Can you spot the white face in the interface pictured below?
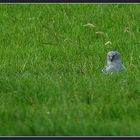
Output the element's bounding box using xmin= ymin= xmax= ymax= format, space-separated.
xmin=107 ymin=51 xmax=121 ymax=62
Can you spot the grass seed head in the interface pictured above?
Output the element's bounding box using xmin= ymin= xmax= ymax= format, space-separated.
xmin=105 ymin=41 xmax=112 ymax=46
xmin=83 ymin=23 xmax=96 ymax=28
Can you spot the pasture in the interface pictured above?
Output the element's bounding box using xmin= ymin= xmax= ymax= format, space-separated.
xmin=0 ymin=4 xmax=139 ymax=135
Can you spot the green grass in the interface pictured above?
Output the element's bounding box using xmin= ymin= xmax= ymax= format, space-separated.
xmin=0 ymin=4 xmax=139 ymax=136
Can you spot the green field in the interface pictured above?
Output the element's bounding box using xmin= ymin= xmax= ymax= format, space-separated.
xmin=0 ymin=4 xmax=140 ymax=136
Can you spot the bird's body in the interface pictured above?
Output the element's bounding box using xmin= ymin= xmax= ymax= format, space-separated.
xmin=102 ymin=51 xmax=126 ymax=74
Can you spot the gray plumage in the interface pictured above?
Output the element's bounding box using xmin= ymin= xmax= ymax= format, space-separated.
xmin=102 ymin=51 xmax=126 ymax=74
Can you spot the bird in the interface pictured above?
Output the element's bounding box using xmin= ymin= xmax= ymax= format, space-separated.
xmin=102 ymin=51 xmax=126 ymax=74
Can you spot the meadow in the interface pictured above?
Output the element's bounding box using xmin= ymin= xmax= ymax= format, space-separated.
xmin=0 ymin=4 xmax=139 ymax=136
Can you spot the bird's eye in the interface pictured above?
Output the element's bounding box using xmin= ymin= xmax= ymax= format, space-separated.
xmin=113 ymin=54 xmax=116 ymax=58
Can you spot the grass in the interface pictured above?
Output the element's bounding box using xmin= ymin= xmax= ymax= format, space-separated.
xmin=0 ymin=4 xmax=139 ymax=136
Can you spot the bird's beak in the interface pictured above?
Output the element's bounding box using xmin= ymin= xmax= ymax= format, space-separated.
xmin=109 ymin=56 xmax=113 ymax=62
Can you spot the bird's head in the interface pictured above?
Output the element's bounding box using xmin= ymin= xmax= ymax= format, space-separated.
xmin=107 ymin=51 xmax=121 ymax=63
